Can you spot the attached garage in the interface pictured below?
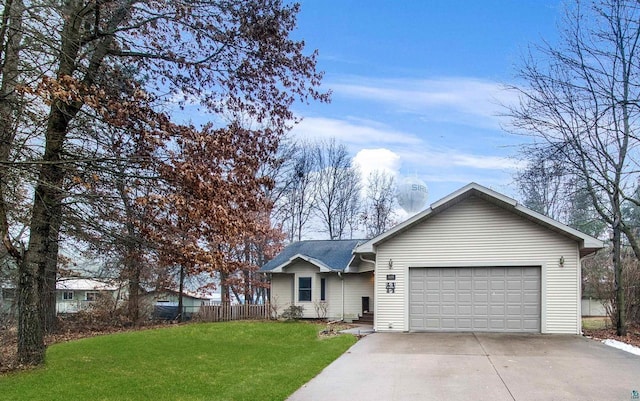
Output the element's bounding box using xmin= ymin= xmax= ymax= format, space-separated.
xmin=409 ymin=267 xmax=540 ymax=332
xmin=353 ymin=183 xmax=603 ymax=335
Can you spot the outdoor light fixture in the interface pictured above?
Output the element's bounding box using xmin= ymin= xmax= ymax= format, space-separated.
xmin=559 ymin=256 xmax=565 ymax=267
xmin=388 ymin=259 xmax=393 ymax=269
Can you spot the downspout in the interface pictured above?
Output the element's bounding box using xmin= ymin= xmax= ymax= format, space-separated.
xmin=338 ymin=271 xmax=344 ymax=321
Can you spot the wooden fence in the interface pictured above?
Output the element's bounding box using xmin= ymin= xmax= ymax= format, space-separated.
xmin=195 ymin=303 xmax=271 ymax=322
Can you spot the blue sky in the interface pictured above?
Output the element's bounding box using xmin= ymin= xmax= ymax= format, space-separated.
xmin=289 ymin=0 xmax=564 ymax=204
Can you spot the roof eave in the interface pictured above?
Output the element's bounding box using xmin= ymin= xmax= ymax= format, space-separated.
xmin=268 ymin=254 xmax=336 ymax=273
xmin=511 ymin=204 xmax=604 ymax=251
xmin=353 ymin=182 xmax=605 ymax=255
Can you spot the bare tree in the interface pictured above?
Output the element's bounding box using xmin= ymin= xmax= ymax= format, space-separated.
xmin=362 ymin=170 xmax=397 ymax=238
xmin=313 ymin=139 xmax=361 ymax=240
xmin=515 ymin=151 xmax=569 ymax=220
xmin=278 ymin=140 xmax=318 ymax=242
xmin=506 ymin=0 xmax=640 ymax=335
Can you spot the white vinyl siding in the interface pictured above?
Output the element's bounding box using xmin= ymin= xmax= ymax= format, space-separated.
xmin=270 ymin=274 xmax=293 ymax=316
xmin=338 ymin=273 xmax=374 ymax=321
xmin=375 ymin=196 xmax=580 ymax=334
xmin=269 ymin=261 xmax=374 ymax=321
xmin=281 ymin=262 xmax=319 ymax=318
xmin=310 ymin=272 xmax=373 ymax=320
xmin=319 ymin=273 xmax=373 ymax=321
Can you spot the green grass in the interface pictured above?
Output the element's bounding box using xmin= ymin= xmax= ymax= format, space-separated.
xmin=582 ymin=317 xmax=610 ymax=330
xmin=0 ymin=321 xmax=357 ymax=401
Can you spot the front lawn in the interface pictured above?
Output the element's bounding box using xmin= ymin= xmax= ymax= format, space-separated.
xmin=0 ymin=321 xmax=357 ymax=401
xmin=582 ymin=317 xmax=609 ymax=330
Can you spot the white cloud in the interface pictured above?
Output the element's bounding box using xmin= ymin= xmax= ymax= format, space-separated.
xmin=352 ymin=148 xmax=401 ymax=179
xmin=330 ymin=76 xmax=518 ymax=129
xmin=292 ymin=116 xmax=519 ymax=173
xmin=292 ymin=116 xmax=422 ymax=147
xmin=289 ymin=76 xmax=524 ymax=204
xmin=396 ymin=145 xmax=520 ymax=170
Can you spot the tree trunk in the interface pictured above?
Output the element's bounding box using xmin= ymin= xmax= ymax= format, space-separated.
xmin=0 ymin=0 xmax=24 ymax=259
xmin=15 ymin=0 xmax=87 ymax=363
xmin=17 ymin=254 xmax=44 ymax=365
xmin=220 ymin=272 xmax=229 ymax=303
xmin=177 ymin=264 xmax=184 ymax=322
xmin=123 ymin=211 xmax=141 ymax=323
xmin=17 ymin=106 xmax=70 ymax=362
xmin=613 ymin=217 xmax=626 ymax=335
xmin=126 ymin=257 xmax=140 ymax=323
xmin=40 ymin=205 xmax=61 ymax=333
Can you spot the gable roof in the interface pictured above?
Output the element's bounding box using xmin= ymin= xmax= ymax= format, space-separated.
xmin=355 ymin=182 xmax=604 ymax=258
xmin=260 ymin=239 xmax=365 ymax=273
xmin=56 ymin=278 xmax=120 ymax=291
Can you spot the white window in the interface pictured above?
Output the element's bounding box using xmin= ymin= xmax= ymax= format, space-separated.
xmin=63 ymin=291 xmax=73 ymax=300
xmin=86 ymin=292 xmax=99 ymax=301
xmin=298 ymin=277 xmax=312 ymax=302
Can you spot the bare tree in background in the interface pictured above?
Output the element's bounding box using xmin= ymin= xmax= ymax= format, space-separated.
xmin=279 ymin=141 xmax=317 ymax=242
xmin=313 ymin=139 xmax=361 ymax=240
xmin=362 ymin=170 xmax=396 ymax=238
xmin=507 ymin=0 xmax=640 ymax=335
xmin=515 ymin=151 xmax=569 ymax=221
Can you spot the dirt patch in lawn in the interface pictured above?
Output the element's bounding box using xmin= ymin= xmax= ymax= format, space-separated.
xmin=318 ymin=321 xmax=356 ymax=338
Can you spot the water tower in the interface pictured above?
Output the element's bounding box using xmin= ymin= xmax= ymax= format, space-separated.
xmin=396 ymin=176 xmax=428 ymax=214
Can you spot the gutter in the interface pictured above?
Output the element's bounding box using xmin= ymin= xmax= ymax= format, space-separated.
xmin=359 ymin=255 xmax=375 ymax=265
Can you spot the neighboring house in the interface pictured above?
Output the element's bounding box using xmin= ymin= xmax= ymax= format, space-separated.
xmin=142 ymin=289 xmax=220 ymax=310
xmin=56 ymin=278 xmax=123 ymax=314
xmin=142 ymin=289 xmax=221 ymax=320
xmin=263 ymin=183 xmax=604 ymax=334
xmin=261 ymin=239 xmax=373 ymax=321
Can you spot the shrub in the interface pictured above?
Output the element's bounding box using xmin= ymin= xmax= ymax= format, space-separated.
xmin=313 ymin=301 xmax=328 ymax=319
xmin=69 ymin=293 xmax=131 ymax=329
xmin=583 ymin=247 xmax=640 ymax=326
xmin=281 ymin=305 xmax=304 ymax=321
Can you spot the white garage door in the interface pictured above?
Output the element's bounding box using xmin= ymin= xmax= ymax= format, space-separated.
xmin=409 ymin=267 xmax=540 ymax=332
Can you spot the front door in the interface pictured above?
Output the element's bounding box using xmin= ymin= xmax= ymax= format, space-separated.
xmin=362 ymin=296 xmax=370 ymax=314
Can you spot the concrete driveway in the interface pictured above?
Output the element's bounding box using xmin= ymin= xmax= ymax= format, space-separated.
xmin=287 ymin=332 xmax=640 ymax=401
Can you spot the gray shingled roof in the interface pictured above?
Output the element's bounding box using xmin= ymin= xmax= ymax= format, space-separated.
xmin=260 ymin=239 xmax=365 ymax=272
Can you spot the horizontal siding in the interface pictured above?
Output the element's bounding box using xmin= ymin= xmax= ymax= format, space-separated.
xmin=344 ymin=273 xmax=374 ymax=320
xmin=271 ymin=262 xmax=374 ymax=321
xmin=285 ymin=261 xmax=322 ymax=318
xmin=270 ymin=274 xmax=293 ymax=316
xmin=376 ymin=196 xmax=580 ymax=334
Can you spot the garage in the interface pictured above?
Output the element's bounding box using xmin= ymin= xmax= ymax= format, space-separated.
xmin=354 ymin=183 xmax=604 ymax=334
xmin=409 ymin=266 xmax=541 ymax=332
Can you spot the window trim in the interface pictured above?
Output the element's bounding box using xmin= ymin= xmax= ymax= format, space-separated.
xmin=86 ymin=292 xmax=99 ymax=301
xmin=63 ymin=291 xmax=74 ymax=300
xmin=298 ymin=277 xmax=312 ymax=302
